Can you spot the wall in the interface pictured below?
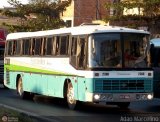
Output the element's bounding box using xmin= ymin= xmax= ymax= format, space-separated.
xmin=61 ymin=0 xmax=112 ymax=26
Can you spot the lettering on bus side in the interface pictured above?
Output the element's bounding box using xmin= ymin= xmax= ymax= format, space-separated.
xmin=138 ymin=72 xmax=145 ymax=76
xmin=102 ymin=73 xmax=109 ymax=76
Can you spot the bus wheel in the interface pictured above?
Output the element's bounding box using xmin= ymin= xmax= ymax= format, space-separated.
xmin=17 ymin=77 xmax=27 ymax=99
xmin=3 ymin=83 xmax=8 ymax=89
xmin=117 ymin=102 xmax=130 ymax=109
xmin=67 ymin=82 xmax=77 ymax=110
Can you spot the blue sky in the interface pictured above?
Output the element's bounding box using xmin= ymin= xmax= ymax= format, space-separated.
xmin=0 ymin=0 xmax=28 ymax=8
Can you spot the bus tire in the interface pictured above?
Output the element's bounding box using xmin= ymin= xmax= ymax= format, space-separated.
xmin=3 ymin=83 xmax=8 ymax=89
xmin=67 ymin=82 xmax=77 ymax=110
xmin=117 ymin=102 xmax=130 ymax=109
xmin=17 ymin=77 xmax=28 ymax=99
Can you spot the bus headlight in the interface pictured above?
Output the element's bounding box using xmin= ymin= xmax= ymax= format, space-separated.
xmin=94 ymin=94 xmax=100 ymax=100
xmin=136 ymin=94 xmax=153 ymax=100
xmin=147 ymin=94 xmax=153 ymax=100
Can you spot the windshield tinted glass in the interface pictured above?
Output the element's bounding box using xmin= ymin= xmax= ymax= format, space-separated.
xmin=90 ymin=33 xmax=121 ymax=68
xmin=89 ymin=33 xmax=150 ymax=68
xmin=123 ymin=33 xmax=149 ymax=68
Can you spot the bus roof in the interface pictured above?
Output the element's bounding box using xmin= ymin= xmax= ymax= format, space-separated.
xmin=71 ymin=25 xmax=150 ymax=35
xmin=6 ymin=25 xmax=150 ymax=40
xmin=150 ymin=38 xmax=160 ymax=47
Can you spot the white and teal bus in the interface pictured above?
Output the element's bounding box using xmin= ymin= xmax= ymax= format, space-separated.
xmin=4 ymin=24 xmax=153 ymax=109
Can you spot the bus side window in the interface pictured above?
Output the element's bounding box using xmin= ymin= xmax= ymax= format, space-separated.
xmin=71 ymin=37 xmax=77 ymax=56
xmin=55 ymin=36 xmax=60 ymax=55
xmin=40 ymin=38 xmax=45 ymax=55
xmin=42 ymin=38 xmax=46 ymax=55
xmin=22 ymin=39 xmax=30 ymax=55
xmin=28 ymin=39 xmax=32 ymax=55
xmin=59 ymin=36 xmax=69 ymax=55
xmin=52 ymin=37 xmax=57 ymax=55
xmin=77 ymin=37 xmax=86 ymax=68
xmin=46 ymin=37 xmax=53 ymax=55
xmin=36 ymin=38 xmax=41 ymax=55
xmin=12 ymin=41 xmax=17 ymax=55
xmin=16 ymin=40 xmax=22 ymax=55
xmin=7 ymin=41 xmax=12 ymax=56
xmin=70 ymin=37 xmax=78 ymax=68
xmin=34 ymin=38 xmax=42 ymax=55
xmin=31 ymin=39 xmax=36 ymax=55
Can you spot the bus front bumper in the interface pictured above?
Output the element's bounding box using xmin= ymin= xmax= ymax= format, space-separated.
xmin=85 ymin=92 xmax=153 ymax=102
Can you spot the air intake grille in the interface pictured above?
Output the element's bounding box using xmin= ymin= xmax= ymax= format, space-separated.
xmin=94 ymin=79 xmax=152 ymax=93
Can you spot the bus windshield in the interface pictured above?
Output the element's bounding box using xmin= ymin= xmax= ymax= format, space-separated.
xmin=89 ymin=33 xmax=150 ymax=68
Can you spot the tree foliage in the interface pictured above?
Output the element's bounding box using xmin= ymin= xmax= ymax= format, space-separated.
xmin=1 ymin=0 xmax=71 ymax=32
xmin=105 ymin=0 xmax=160 ymax=30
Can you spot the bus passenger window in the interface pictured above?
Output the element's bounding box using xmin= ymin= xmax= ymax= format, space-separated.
xmin=34 ymin=38 xmax=42 ymax=55
xmin=46 ymin=37 xmax=53 ymax=55
xmin=31 ymin=39 xmax=36 ymax=55
xmin=28 ymin=39 xmax=33 ymax=55
xmin=78 ymin=37 xmax=86 ymax=68
xmin=70 ymin=37 xmax=78 ymax=68
xmin=60 ymin=36 xmax=69 ymax=55
xmin=16 ymin=40 xmax=22 ymax=55
xmin=55 ymin=37 xmax=60 ymax=55
xmin=21 ymin=39 xmax=30 ymax=55
xmin=43 ymin=38 xmax=46 ymax=55
xmin=41 ymin=38 xmax=45 ymax=55
xmin=7 ymin=41 xmax=12 ymax=56
xmin=12 ymin=41 xmax=17 ymax=55
xmin=71 ymin=37 xmax=77 ymax=56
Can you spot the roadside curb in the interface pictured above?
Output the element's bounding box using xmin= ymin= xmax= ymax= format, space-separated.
xmin=0 ymin=104 xmax=60 ymax=122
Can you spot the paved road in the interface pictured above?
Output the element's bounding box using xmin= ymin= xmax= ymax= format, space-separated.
xmin=0 ymin=87 xmax=160 ymax=122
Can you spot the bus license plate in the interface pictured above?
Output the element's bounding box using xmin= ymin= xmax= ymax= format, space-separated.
xmin=120 ymin=95 xmax=130 ymax=99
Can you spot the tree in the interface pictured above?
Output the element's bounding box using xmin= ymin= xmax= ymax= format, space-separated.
xmin=105 ymin=0 xmax=160 ymax=33
xmin=1 ymin=0 xmax=71 ymax=32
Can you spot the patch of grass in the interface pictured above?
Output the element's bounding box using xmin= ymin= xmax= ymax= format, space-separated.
xmin=0 ymin=106 xmax=38 ymax=122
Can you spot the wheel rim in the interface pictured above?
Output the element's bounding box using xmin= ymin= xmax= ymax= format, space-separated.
xmin=67 ymin=83 xmax=75 ymax=104
xmin=18 ymin=78 xmax=23 ymax=96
